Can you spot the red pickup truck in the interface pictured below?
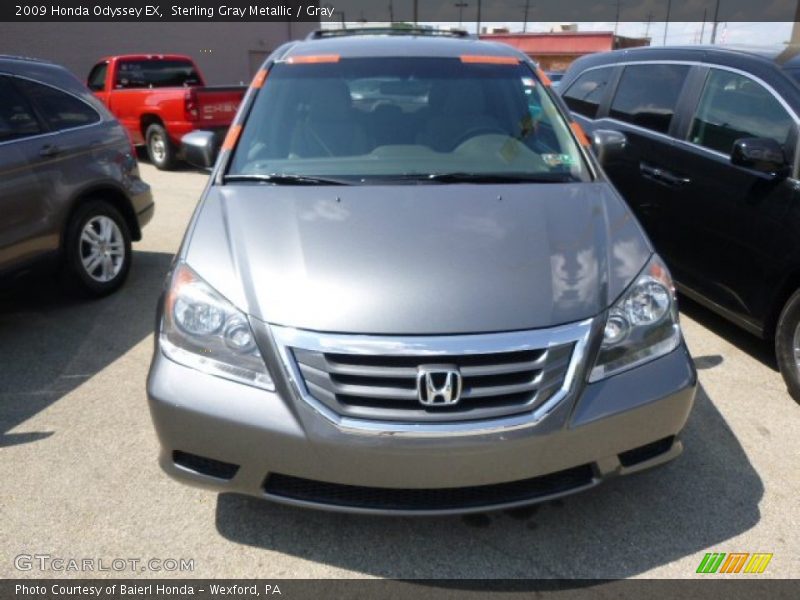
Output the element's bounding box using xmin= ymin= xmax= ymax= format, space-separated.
xmin=87 ymin=54 xmax=246 ymax=169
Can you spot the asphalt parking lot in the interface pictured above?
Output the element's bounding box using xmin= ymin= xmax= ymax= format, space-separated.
xmin=1 ymin=162 xmax=798 ymax=580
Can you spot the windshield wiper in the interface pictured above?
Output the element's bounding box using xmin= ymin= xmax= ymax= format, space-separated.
xmin=223 ymin=173 xmax=351 ymax=186
xmin=395 ymin=172 xmax=578 ymax=184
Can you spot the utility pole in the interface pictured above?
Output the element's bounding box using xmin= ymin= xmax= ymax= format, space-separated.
xmin=455 ymin=1 xmax=468 ymax=27
xmin=388 ymin=0 xmax=393 ymax=23
xmin=792 ymin=0 xmax=800 ymax=43
xmin=413 ymin=0 xmax=418 ymax=25
xmin=699 ymin=7 xmax=707 ymax=44
xmin=644 ymin=12 xmax=653 ymax=38
xmin=522 ymin=0 xmax=530 ymax=34
xmin=710 ymin=0 xmax=721 ymax=44
xmin=614 ymin=0 xmax=621 ymax=36
xmin=663 ymin=0 xmax=671 ymax=45
xmin=476 ymin=0 xmax=482 ymax=35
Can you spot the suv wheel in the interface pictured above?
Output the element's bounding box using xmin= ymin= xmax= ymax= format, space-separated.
xmin=776 ymin=288 xmax=800 ymax=404
xmin=146 ymin=123 xmax=176 ymax=170
xmin=64 ymin=200 xmax=132 ymax=296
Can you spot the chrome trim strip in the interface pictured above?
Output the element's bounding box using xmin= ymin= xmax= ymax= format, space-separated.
xmin=270 ymin=319 xmax=594 ymax=437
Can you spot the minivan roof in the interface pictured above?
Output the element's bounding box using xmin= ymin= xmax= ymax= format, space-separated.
xmin=279 ymin=34 xmax=529 ymax=61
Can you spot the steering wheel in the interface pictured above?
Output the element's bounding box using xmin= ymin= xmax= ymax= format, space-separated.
xmin=451 ymin=125 xmax=508 ymax=149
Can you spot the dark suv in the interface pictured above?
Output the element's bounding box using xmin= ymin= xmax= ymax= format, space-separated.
xmin=0 ymin=56 xmax=153 ymax=295
xmin=560 ymin=45 xmax=800 ymax=403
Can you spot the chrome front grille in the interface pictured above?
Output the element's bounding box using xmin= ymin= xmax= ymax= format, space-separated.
xmin=271 ymin=322 xmax=592 ymax=426
xmin=292 ymin=345 xmax=573 ymax=422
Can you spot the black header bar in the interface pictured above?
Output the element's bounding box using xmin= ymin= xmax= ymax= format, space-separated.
xmin=2 ymin=0 xmax=799 ymax=23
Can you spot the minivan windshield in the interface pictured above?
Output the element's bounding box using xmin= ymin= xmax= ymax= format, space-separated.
xmin=228 ymin=57 xmax=589 ymax=183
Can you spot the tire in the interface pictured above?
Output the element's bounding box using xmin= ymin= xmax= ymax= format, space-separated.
xmin=63 ymin=200 xmax=132 ymax=297
xmin=775 ymin=288 xmax=800 ymax=405
xmin=145 ymin=123 xmax=177 ymax=170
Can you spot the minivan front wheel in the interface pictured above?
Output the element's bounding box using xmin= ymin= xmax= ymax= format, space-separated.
xmin=146 ymin=123 xmax=176 ymax=170
xmin=64 ymin=200 xmax=132 ymax=296
xmin=776 ymin=288 xmax=800 ymax=405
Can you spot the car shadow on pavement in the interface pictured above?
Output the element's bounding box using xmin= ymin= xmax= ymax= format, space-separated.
xmin=0 ymin=251 xmax=173 ymax=448
xmin=214 ymin=382 xmax=763 ymax=579
xmin=679 ymin=294 xmax=778 ymax=372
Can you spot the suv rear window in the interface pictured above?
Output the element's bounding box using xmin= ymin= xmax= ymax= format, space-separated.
xmin=562 ymin=67 xmax=613 ymax=119
xmin=609 ymin=64 xmax=689 ymax=134
xmin=0 ymin=76 xmax=42 ymax=141
xmin=115 ymin=59 xmax=202 ymax=89
xmin=228 ymin=57 xmax=589 ymax=183
xmin=15 ymin=78 xmax=100 ymax=131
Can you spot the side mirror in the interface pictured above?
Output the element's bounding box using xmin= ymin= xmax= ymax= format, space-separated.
xmin=181 ymin=130 xmax=220 ymax=170
xmin=731 ymin=137 xmax=789 ymax=177
xmin=590 ymin=129 xmax=627 ymax=167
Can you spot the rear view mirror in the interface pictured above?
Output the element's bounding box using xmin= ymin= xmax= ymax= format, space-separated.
xmin=181 ymin=130 xmax=220 ymax=170
xmin=731 ymin=137 xmax=789 ymax=177
xmin=590 ymin=129 xmax=627 ymax=167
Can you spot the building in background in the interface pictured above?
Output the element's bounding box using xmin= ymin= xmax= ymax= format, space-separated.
xmin=0 ymin=22 xmax=318 ymax=84
xmin=480 ymin=30 xmax=650 ymax=71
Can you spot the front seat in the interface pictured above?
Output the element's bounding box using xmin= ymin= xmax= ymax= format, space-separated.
xmin=290 ymin=80 xmax=370 ymax=158
xmin=416 ymin=80 xmax=501 ymax=152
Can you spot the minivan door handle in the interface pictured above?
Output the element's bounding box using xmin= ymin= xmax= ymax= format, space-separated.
xmin=640 ymin=162 xmax=691 ymax=187
xmin=39 ymin=144 xmax=61 ymax=158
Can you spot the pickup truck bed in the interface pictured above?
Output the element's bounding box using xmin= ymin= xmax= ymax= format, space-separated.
xmin=88 ymin=54 xmax=246 ymax=169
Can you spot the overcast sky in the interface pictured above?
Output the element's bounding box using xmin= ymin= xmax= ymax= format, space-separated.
xmin=328 ymin=21 xmax=798 ymax=46
xmin=474 ymin=21 xmax=796 ymax=45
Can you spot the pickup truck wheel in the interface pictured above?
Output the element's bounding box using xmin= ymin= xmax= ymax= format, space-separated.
xmin=776 ymin=288 xmax=800 ymax=405
xmin=63 ymin=200 xmax=132 ymax=297
xmin=146 ymin=123 xmax=176 ymax=170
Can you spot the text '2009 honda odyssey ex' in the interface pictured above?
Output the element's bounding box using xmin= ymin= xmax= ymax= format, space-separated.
xmin=147 ymin=30 xmax=697 ymax=515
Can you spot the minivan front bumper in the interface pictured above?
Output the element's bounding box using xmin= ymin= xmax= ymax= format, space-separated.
xmin=146 ymin=327 xmax=697 ymax=515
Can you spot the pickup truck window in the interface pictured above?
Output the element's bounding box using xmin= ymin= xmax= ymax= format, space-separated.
xmin=16 ymin=78 xmax=100 ymax=131
xmin=87 ymin=62 xmax=108 ymax=92
xmin=689 ymin=69 xmax=794 ymax=157
xmin=115 ymin=59 xmax=202 ymax=89
xmin=0 ymin=76 xmax=42 ymax=141
xmin=228 ymin=57 xmax=589 ymax=183
xmin=609 ymin=64 xmax=689 ymax=134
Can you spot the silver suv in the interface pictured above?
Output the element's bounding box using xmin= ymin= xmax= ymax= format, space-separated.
xmin=0 ymin=56 xmax=153 ymax=295
xmin=147 ymin=30 xmax=697 ymax=514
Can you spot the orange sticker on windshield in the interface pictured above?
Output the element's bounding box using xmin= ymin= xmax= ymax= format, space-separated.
xmin=251 ymin=69 xmax=268 ymax=89
xmin=286 ymin=54 xmax=340 ymax=64
xmin=460 ymin=55 xmax=519 ymax=65
xmin=537 ymin=68 xmax=552 ymax=86
xmin=221 ymin=124 xmax=242 ymax=151
xmin=570 ymin=122 xmax=590 ymax=147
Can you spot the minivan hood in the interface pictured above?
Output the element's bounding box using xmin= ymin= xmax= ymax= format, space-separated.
xmin=184 ymin=183 xmax=651 ymax=334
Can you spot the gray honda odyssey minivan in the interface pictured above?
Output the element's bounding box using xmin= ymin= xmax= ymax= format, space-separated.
xmin=147 ymin=30 xmax=697 ymax=514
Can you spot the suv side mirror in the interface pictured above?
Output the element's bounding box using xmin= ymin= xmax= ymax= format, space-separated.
xmin=181 ymin=130 xmax=220 ymax=170
xmin=590 ymin=129 xmax=627 ymax=167
xmin=731 ymin=137 xmax=789 ymax=177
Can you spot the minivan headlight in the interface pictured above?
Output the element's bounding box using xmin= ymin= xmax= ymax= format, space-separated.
xmin=160 ymin=263 xmax=275 ymax=391
xmin=588 ymin=255 xmax=681 ymax=382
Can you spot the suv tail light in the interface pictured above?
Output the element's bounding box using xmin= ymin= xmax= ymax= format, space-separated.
xmin=184 ymin=89 xmax=198 ymax=121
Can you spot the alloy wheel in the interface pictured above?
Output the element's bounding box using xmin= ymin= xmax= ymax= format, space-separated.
xmin=79 ymin=216 xmax=125 ymax=283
